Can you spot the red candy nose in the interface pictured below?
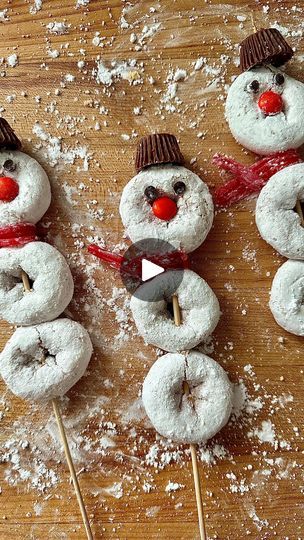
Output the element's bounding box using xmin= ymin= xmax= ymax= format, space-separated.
xmin=0 ymin=176 xmax=19 ymax=202
xmin=258 ymin=90 xmax=283 ymax=116
xmin=152 ymin=196 xmax=178 ymax=221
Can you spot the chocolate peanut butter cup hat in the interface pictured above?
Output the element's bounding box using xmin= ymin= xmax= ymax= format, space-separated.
xmin=0 ymin=118 xmax=22 ymax=150
xmin=240 ymin=28 xmax=294 ymax=72
xmin=135 ymin=133 xmax=184 ymax=173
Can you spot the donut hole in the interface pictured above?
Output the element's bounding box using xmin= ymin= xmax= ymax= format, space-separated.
xmin=18 ymin=341 xmax=50 ymax=369
xmin=182 ymin=380 xmax=196 ymax=408
xmin=0 ymin=269 xmax=34 ymax=293
xmin=166 ymin=300 xmax=174 ymax=319
xmin=24 ymin=275 xmax=34 ymax=289
xmin=18 ymin=268 xmax=34 ymax=290
xmin=293 ymin=199 xmax=304 ymax=225
xmin=0 ymin=273 xmax=23 ymax=292
xmin=34 ymin=333 xmax=55 ymax=365
xmin=32 ymin=345 xmax=56 ymax=367
xmin=24 ymin=351 xmax=45 ymax=367
xmin=183 ymin=390 xmax=196 ymax=408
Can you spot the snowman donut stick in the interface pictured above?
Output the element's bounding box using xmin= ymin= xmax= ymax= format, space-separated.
xmin=0 ymin=120 xmax=94 ymax=540
xmin=213 ymin=28 xmax=304 ymax=208
xmin=89 ymin=134 xmax=233 ymax=540
xmin=213 ymin=29 xmax=304 ymax=336
xmin=0 ymin=119 xmax=74 ymax=325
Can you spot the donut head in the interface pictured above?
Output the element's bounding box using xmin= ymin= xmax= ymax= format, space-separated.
xmin=0 ymin=151 xmax=51 ymax=225
xmin=120 ymin=164 xmax=214 ymax=253
xmin=135 ymin=133 xmax=184 ymax=172
xmin=225 ymin=66 xmax=304 ymax=155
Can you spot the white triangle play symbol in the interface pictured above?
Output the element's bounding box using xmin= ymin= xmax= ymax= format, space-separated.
xmin=141 ymin=258 xmax=164 ymax=282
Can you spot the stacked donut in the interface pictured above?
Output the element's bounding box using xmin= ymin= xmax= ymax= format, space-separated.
xmin=120 ymin=134 xmax=233 ymax=444
xmin=214 ymin=28 xmax=304 ymax=337
xmin=0 ymin=119 xmax=92 ymax=402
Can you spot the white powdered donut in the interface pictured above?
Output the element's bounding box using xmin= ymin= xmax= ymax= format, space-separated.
xmin=130 ymin=269 xmax=220 ymax=352
xmin=120 ymin=165 xmax=214 ymax=254
xmin=0 ymin=319 xmax=93 ymax=401
xmin=270 ymin=260 xmax=304 ymax=336
xmin=226 ymin=66 xmax=304 ymax=155
xmin=0 ymin=241 xmax=74 ymax=325
xmin=142 ymin=351 xmax=233 ymax=444
xmin=0 ymin=151 xmax=51 ymax=225
xmin=255 ymin=163 xmax=304 ymax=259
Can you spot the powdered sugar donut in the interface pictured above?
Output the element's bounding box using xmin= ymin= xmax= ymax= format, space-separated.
xmin=226 ymin=66 xmax=304 ymax=156
xmin=120 ymin=165 xmax=214 ymax=254
xmin=255 ymin=163 xmax=304 ymax=259
xmin=142 ymin=351 xmax=233 ymax=444
xmin=0 ymin=319 xmax=93 ymax=401
xmin=0 ymin=241 xmax=74 ymax=325
xmin=0 ymin=151 xmax=51 ymax=225
xmin=269 ymin=259 xmax=304 ymax=335
xmin=130 ymin=269 xmax=220 ymax=352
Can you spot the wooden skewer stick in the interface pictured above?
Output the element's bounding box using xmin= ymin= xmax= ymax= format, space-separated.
xmin=172 ymin=294 xmax=207 ymax=540
xmin=52 ymin=399 xmax=93 ymax=540
xmin=296 ymin=200 xmax=304 ymax=227
xmin=21 ymin=270 xmax=32 ymax=293
xmin=21 ymin=270 xmax=93 ymax=540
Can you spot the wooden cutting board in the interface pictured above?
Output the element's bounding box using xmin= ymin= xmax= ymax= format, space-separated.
xmin=0 ymin=1 xmax=303 ymax=538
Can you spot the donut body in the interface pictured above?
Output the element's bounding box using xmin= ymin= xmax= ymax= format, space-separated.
xmin=0 ymin=318 xmax=93 ymax=401
xmin=130 ymin=269 xmax=220 ymax=352
xmin=0 ymin=151 xmax=51 ymax=225
xmin=119 ymin=165 xmax=214 ymax=254
xmin=270 ymin=259 xmax=304 ymax=336
xmin=0 ymin=241 xmax=74 ymax=325
xmin=142 ymin=351 xmax=233 ymax=444
xmin=256 ymin=163 xmax=304 ymax=259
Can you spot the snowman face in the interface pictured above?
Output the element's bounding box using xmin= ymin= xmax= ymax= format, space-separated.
xmin=0 ymin=151 xmax=51 ymax=225
xmin=226 ymin=66 xmax=304 ymax=155
xmin=119 ymin=164 xmax=214 ymax=253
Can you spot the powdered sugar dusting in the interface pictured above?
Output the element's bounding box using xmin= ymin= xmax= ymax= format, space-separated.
xmin=0 ymin=1 xmax=303 ymax=538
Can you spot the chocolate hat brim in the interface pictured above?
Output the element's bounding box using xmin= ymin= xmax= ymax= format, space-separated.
xmin=136 ymin=133 xmax=184 ymax=173
xmin=0 ymin=118 xmax=22 ymax=150
xmin=240 ymin=28 xmax=294 ymax=72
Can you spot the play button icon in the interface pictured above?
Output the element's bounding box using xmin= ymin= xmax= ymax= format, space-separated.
xmin=120 ymin=238 xmax=187 ymax=302
xmin=141 ymin=258 xmax=164 ymax=282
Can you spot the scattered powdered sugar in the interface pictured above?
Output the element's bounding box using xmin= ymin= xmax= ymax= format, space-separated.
xmin=1 ymin=433 xmax=59 ymax=492
xmin=165 ymin=481 xmax=185 ymax=492
xmin=7 ymin=53 xmax=18 ymax=68
xmin=46 ymin=21 xmax=70 ymax=35
xmin=76 ymin=0 xmax=90 ymax=7
xmin=93 ymin=59 xmax=143 ymax=88
xmin=32 ymin=123 xmax=91 ymax=169
xmin=29 ymin=0 xmax=43 ymax=14
xmin=0 ymin=9 xmax=9 ymax=22
xmin=0 ymin=3 xmax=303 ymax=537
xmin=248 ymin=506 xmax=270 ymax=531
xmin=103 ymin=482 xmax=123 ymax=499
xmin=250 ymin=420 xmax=277 ymax=447
xmin=146 ymin=505 xmax=160 ymax=517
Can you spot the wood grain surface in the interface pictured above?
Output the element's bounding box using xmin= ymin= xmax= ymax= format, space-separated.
xmin=0 ymin=1 xmax=304 ymax=539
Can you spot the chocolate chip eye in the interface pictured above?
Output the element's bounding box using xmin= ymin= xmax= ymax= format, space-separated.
xmin=173 ymin=181 xmax=186 ymax=195
xmin=248 ymin=79 xmax=260 ymax=93
xmin=275 ymin=73 xmax=285 ymax=86
xmin=3 ymin=159 xmax=16 ymax=172
xmin=144 ymin=185 xmax=158 ymax=202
